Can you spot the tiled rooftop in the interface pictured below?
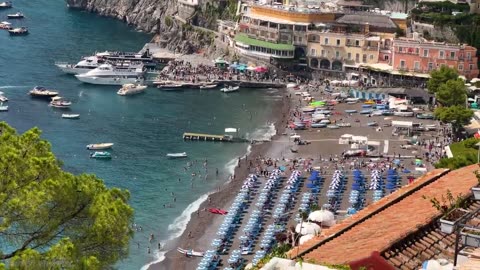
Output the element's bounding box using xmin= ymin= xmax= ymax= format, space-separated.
xmin=383 ymin=201 xmax=480 ymax=270
xmin=288 ymin=164 xmax=480 ymax=266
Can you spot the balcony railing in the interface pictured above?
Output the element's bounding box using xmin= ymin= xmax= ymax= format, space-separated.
xmin=346 ymin=43 xmax=361 ymax=47
xmin=363 ymin=46 xmax=379 ymax=51
xmin=396 ymin=50 xmax=419 ymax=55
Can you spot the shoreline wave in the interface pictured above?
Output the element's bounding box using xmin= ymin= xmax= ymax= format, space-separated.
xmin=142 ymin=193 xmax=210 ymax=270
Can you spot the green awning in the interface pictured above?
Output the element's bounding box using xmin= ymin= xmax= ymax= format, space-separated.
xmin=235 ymin=33 xmax=294 ymax=51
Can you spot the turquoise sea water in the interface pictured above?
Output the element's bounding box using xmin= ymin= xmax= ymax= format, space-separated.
xmin=0 ymin=1 xmax=281 ymax=269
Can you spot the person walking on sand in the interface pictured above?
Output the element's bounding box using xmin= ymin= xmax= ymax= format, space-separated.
xmin=188 ymin=231 xmax=192 ymax=238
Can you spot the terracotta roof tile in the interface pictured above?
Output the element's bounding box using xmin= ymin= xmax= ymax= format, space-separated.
xmin=288 ymin=169 xmax=449 ymax=257
xmin=288 ymin=165 xmax=480 ymax=266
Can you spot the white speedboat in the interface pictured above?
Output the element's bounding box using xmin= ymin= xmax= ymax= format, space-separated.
xmin=117 ymin=83 xmax=147 ymax=96
xmin=50 ymin=97 xmax=71 ymax=109
xmin=199 ymin=84 xmax=218 ymax=89
xmin=166 ymin=152 xmax=187 ymax=158
xmin=0 ymin=92 xmax=8 ymax=102
xmin=0 ymin=21 xmax=11 ymax=29
xmin=220 ymin=86 xmax=239 ymax=93
xmin=75 ymin=63 xmax=145 ymax=85
xmin=29 ymin=86 xmax=59 ymax=99
xmin=8 ymin=27 xmax=28 ymax=36
xmin=0 ymin=1 xmax=12 ymax=9
xmin=86 ymin=143 xmax=114 ymax=150
xmin=55 ymin=56 xmax=105 ymax=75
xmin=7 ymin=12 xmax=24 ymax=19
xmin=62 ymin=114 xmax=80 ymax=119
xmin=0 ymin=102 xmax=7 ymax=111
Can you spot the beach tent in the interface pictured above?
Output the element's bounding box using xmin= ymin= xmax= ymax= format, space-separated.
xmin=295 ymin=222 xmax=321 ymax=235
xmin=247 ymin=66 xmax=256 ymax=71
xmin=299 ymin=234 xmax=314 ymax=245
xmin=308 ymin=210 xmax=335 ymax=226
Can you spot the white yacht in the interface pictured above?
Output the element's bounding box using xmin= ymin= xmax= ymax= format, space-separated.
xmin=75 ymin=63 xmax=145 ymax=85
xmin=55 ymin=56 xmax=105 ymax=75
xmin=117 ymin=83 xmax=147 ymax=96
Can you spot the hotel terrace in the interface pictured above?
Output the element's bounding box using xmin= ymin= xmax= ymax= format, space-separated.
xmin=235 ymin=3 xmax=406 ymax=70
xmin=232 ymin=1 xmax=479 ymax=80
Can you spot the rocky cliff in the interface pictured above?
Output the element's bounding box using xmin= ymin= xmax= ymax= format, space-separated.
xmin=66 ymin=0 xmax=235 ymax=54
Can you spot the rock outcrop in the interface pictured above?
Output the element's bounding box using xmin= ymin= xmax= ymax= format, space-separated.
xmin=66 ymin=0 xmax=236 ymax=54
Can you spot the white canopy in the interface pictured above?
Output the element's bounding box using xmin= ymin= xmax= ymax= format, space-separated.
xmin=392 ymin=120 xmax=412 ymax=128
xmin=295 ymin=222 xmax=321 ymax=235
xmin=471 ymin=78 xmax=480 ymax=83
xmin=308 ymin=210 xmax=335 ymax=226
xmin=351 ymin=136 xmax=368 ymax=144
xmin=299 ymin=234 xmax=314 ymax=245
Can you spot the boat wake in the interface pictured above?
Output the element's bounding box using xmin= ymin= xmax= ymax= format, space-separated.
xmin=246 ymin=123 xmax=277 ymax=142
xmin=0 ymin=85 xmax=27 ymax=89
xmin=142 ymin=193 xmax=210 ymax=270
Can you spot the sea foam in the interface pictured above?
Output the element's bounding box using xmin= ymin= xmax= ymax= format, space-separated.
xmin=142 ymin=193 xmax=209 ymax=270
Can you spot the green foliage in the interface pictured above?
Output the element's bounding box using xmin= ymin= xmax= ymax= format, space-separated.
xmin=249 ymin=244 xmax=291 ymax=270
xmin=0 ymin=122 xmax=133 ymax=269
xmin=427 ymin=66 xmax=459 ymax=94
xmin=319 ymin=263 xmax=352 ymax=270
xmin=422 ymin=189 xmax=467 ymax=217
xmin=435 ymin=79 xmax=467 ymax=106
xmin=435 ymin=138 xmax=480 ymax=169
xmin=164 ymin=15 xmax=173 ymax=28
xmin=434 ymin=105 xmax=473 ymax=127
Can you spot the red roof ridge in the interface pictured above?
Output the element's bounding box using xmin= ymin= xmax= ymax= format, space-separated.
xmin=292 ymin=164 xmax=480 ymax=265
xmin=288 ymin=168 xmax=449 ymax=258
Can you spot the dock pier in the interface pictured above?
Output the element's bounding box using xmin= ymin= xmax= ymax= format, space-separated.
xmin=183 ymin=132 xmax=249 ymax=143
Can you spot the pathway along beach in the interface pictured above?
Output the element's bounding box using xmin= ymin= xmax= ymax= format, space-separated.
xmin=155 ymin=91 xmax=291 ymax=270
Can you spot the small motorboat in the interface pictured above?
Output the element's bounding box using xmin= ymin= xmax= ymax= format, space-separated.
xmin=157 ymin=84 xmax=184 ymax=90
xmin=86 ymin=143 xmax=114 ymax=150
xmin=320 ymin=119 xmax=331 ymax=124
xmin=199 ymin=84 xmax=218 ymax=89
xmin=0 ymin=21 xmax=11 ymax=29
xmin=360 ymin=109 xmax=373 ymax=114
xmin=50 ymin=97 xmax=71 ymax=109
xmin=0 ymin=1 xmax=12 ymax=9
xmin=327 ymin=125 xmax=340 ymax=129
xmin=29 ymin=86 xmax=59 ymax=99
xmin=176 ymin=248 xmax=204 ymax=257
xmin=166 ymin=152 xmax=187 ymax=158
xmin=90 ymin=151 xmax=112 ymax=159
xmin=0 ymin=102 xmax=8 ymax=112
xmin=345 ymin=109 xmax=357 ymax=113
xmin=362 ymin=104 xmax=372 ymax=108
xmin=311 ymin=123 xmax=327 ymax=128
xmin=8 ymin=27 xmax=28 ymax=36
xmin=301 ymin=106 xmax=315 ymax=113
xmin=117 ymin=83 xmax=147 ymax=96
xmin=7 ymin=12 xmax=24 ymax=19
xmin=0 ymin=92 xmax=8 ymax=102
xmin=345 ymin=98 xmax=359 ymax=103
xmin=220 ymin=86 xmax=239 ymax=93
xmin=62 ymin=114 xmax=80 ymax=119
xmin=337 ymin=122 xmax=351 ymax=127
xmin=367 ymin=121 xmax=378 ymax=126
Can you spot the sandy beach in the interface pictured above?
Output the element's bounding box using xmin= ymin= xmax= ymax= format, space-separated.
xmin=150 ymin=81 xmax=446 ymax=270
xmin=152 ymin=89 xmax=290 ymax=270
